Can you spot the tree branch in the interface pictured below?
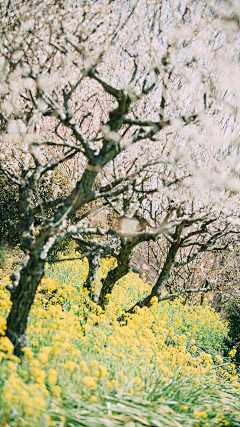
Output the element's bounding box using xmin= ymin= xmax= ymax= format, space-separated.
xmin=0 ymin=161 xmax=24 ymax=185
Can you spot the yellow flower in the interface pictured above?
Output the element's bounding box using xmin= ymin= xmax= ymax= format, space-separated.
xmin=0 ymin=336 xmax=14 ymax=355
xmin=118 ymin=352 xmax=125 ymax=359
xmin=22 ymin=347 xmax=34 ymax=359
xmin=90 ymin=360 xmax=99 ymax=369
xmin=30 ymin=359 xmax=41 ymax=368
xmin=229 ymin=349 xmax=237 ymax=358
xmin=89 ymin=395 xmax=98 ymax=402
xmin=215 ymin=355 xmax=223 ymax=363
xmin=65 ymin=360 xmax=76 ymax=372
xmin=33 ymin=396 xmax=46 ymax=409
xmin=193 ymin=409 xmax=208 ymax=419
xmin=0 ymin=316 xmax=7 ymax=335
xmin=48 ymin=368 xmax=58 ymax=385
xmin=82 ymin=376 xmax=97 ymax=389
xmin=24 ymin=402 xmax=35 ymax=415
xmin=52 ymin=385 xmax=61 ymax=397
xmin=230 ymin=375 xmax=238 ymax=382
xmin=32 ymin=367 xmax=46 ymax=384
xmin=40 ymin=346 xmax=52 ymax=354
xmin=98 ymin=364 xmax=109 ymax=377
xmin=106 ymin=379 xmax=119 ymax=390
xmin=7 ymin=360 xmax=17 ymax=371
xmin=38 ymin=352 xmax=48 ymax=363
xmin=133 ymin=377 xmax=142 ymax=386
xmin=80 ymin=360 xmax=89 ymax=373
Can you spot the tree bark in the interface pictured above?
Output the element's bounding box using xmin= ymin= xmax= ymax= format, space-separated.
xmin=6 ymin=254 xmax=45 ymax=357
xmin=98 ymin=240 xmax=134 ymax=309
xmin=84 ymin=251 xmax=100 ymax=303
xmin=126 ymin=227 xmax=182 ymax=313
xmin=98 ymin=263 xmax=129 ymax=309
xmin=5 ymin=168 xmax=97 ymax=356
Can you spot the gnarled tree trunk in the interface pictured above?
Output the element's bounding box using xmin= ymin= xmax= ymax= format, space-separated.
xmin=98 ymin=240 xmax=135 ymax=309
xmin=5 ymin=168 xmax=98 ymax=356
xmin=6 ymin=254 xmax=45 ymax=357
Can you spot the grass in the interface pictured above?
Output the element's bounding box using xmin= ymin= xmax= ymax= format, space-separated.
xmin=0 ymin=256 xmax=239 ymax=426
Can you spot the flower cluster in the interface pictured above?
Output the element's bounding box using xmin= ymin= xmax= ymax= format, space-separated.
xmin=0 ymin=258 xmax=239 ymax=426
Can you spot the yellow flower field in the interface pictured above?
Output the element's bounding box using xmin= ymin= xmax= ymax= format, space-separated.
xmin=0 ymin=258 xmax=240 ymax=426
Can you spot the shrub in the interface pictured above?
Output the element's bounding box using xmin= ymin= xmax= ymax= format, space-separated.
xmin=0 ymin=171 xmax=20 ymax=246
xmin=224 ymin=300 xmax=240 ymax=363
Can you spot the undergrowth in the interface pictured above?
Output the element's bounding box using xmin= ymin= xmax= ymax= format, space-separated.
xmin=0 ymin=256 xmax=239 ymax=426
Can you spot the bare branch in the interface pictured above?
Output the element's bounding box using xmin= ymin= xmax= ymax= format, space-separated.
xmin=40 ymin=149 xmax=78 ymax=176
xmin=157 ymin=287 xmax=211 ymax=303
xmin=0 ymin=161 xmax=24 ymax=185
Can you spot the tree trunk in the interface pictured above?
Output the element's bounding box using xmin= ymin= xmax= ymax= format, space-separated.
xmin=98 ymin=240 xmax=134 ymax=309
xmin=98 ymin=264 xmax=129 ymax=309
xmin=126 ymin=231 xmax=181 ymax=314
xmin=5 ymin=168 xmax=98 ymax=356
xmin=84 ymin=251 xmax=100 ymax=303
xmin=212 ymin=289 xmax=222 ymax=313
xmin=6 ymin=254 xmax=45 ymax=357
